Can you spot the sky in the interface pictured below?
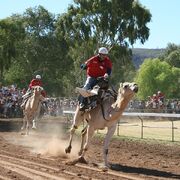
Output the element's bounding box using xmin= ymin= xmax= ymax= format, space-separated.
xmin=0 ymin=0 xmax=180 ymax=49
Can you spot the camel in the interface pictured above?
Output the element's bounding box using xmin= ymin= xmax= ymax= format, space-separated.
xmin=21 ymin=86 xmax=44 ymax=135
xmin=65 ymin=82 xmax=138 ymax=168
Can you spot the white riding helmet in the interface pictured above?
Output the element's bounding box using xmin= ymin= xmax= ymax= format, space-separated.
xmin=36 ymin=75 xmax=41 ymax=79
xmin=98 ymin=47 xmax=108 ymax=55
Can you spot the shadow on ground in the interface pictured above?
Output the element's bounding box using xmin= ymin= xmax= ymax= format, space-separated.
xmin=110 ymin=163 xmax=180 ymax=179
xmin=0 ymin=121 xmax=21 ymax=132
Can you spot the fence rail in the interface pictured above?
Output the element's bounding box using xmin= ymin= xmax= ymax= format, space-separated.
xmin=63 ymin=110 xmax=180 ymax=142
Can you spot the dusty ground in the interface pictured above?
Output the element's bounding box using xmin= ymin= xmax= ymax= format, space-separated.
xmin=0 ymin=117 xmax=180 ymax=180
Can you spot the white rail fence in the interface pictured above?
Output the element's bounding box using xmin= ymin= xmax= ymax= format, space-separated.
xmin=63 ymin=111 xmax=180 ymax=142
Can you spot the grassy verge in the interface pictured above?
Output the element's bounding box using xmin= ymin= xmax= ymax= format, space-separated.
xmin=72 ymin=121 xmax=180 ymax=145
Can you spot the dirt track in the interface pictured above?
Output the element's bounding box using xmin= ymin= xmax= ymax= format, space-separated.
xmin=0 ymin=117 xmax=180 ymax=180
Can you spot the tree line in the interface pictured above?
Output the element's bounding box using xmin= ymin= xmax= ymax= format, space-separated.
xmin=0 ymin=0 xmax=179 ymax=99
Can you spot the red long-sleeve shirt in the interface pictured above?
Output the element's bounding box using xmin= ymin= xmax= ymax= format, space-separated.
xmin=29 ymin=79 xmax=43 ymax=89
xmin=85 ymin=55 xmax=112 ymax=78
xmin=29 ymin=79 xmax=46 ymax=97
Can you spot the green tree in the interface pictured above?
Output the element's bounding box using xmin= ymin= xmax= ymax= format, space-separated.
xmin=159 ymin=43 xmax=180 ymax=68
xmin=169 ymin=67 xmax=180 ymax=98
xmin=135 ymin=58 xmax=179 ymax=99
xmin=0 ymin=17 xmax=25 ymax=80
xmin=2 ymin=6 xmax=72 ymax=96
xmin=55 ymin=0 xmax=151 ymax=87
xmin=3 ymin=62 xmax=27 ymax=88
xmin=56 ymin=0 xmax=151 ymax=46
xmin=165 ymin=50 xmax=180 ymax=68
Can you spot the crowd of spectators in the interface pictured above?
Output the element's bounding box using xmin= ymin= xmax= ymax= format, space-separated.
xmin=0 ymin=84 xmax=24 ymax=118
xmin=0 ymin=82 xmax=78 ymax=118
xmin=0 ymin=84 xmax=179 ymax=119
xmin=0 ymin=83 xmax=77 ymax=118
xmin=45 ymin=97 xmax=77 ymax=116
xmin=128 ymin=90 xmax=180 ymax=113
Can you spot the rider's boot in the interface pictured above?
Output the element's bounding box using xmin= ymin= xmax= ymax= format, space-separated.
xmin=79 ymin=95 xmax=88 ymax=111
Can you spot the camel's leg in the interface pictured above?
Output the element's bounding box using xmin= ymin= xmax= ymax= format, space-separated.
xmin=103 ymin=124 xmax=116 ymax=167
xmin=78 ymin=125 xmax=88 ymax=156
xmin=65 ymin=125 xmax=77 ymax=153
xmin=65 ymin=107 xmax=83 ymax=154
xmin=32 ymin=119 xmax=37 ymax=129
xmin=32 ymin=104 xmax=41 ymax=129
xmin=21 ymin=117 xmax=26 ymax=130
xmin=21 ymin=110 xmax=26 ymax=130
xmin=79 ymin=126 xmax=95 ymax=160
xmin=25 ymin=116 xmax=30 ymax=135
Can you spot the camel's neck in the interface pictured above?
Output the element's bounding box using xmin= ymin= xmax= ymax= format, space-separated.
xmin=114 ymin=96 xmax=129 ymax=112
xmin=30 ymin=93 xmax=41 ymax=109
xmin=109 ymin=94 xmax=131 ymax=121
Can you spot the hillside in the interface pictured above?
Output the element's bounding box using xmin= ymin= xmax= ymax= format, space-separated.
xmin=132 ymin=48 xmax=165 ymax=68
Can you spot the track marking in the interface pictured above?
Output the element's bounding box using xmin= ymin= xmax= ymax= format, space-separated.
xmin=0 ymin=154 xmax=95 ymax=179
xmin=0 ymin=174 xmax=12 ymax=180
xmin=76 ymin=164 xmax=144 ymax=180
xmin=0 ymin=160 xmax=65 ymax=180
xmin=0 ymin=147 xmax=154 ymax=180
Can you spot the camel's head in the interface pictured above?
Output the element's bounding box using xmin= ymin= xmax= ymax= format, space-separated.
xmin=119 ymin=82 xmax=138 ymax=98
xmin=32 ymin=86 xmax=43 ymax=96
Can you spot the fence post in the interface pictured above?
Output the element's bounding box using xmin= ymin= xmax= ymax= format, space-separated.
xmin=138 ymin=116 xmax=144 ymax=139
xmin=171 ymin=120 xmax=174 ymax=142
xmin=117 ymin=120 xmax=120 ymax=136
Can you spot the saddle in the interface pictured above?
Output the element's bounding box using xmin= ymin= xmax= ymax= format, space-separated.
xmin=77 ymin=77 xmax=116 ymax=112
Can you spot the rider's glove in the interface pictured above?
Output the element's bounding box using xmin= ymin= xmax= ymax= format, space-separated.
xmin=80 ymin=64 xmax=87 ymax=70
xmin=104 ymin=73 xmax=109 ymax=79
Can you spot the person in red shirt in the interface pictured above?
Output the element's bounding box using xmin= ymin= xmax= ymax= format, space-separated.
xmin=21 ymin=75 xmax=46 ymax=109
xmin=29 ymin=75 xmax=43 ymax=89
xmin=28 ymin=75 xmax=46 ymax=97
xmin=79 ymin=47 xmax=112 ymax=110
xmin=81 ymin=47 xmax=112 ymax=90
xmin=157 ymin=90 xmax=165 ymax=104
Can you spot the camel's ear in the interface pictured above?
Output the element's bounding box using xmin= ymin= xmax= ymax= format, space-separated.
xmin=120 ymin=83 xmax=123 ymax=88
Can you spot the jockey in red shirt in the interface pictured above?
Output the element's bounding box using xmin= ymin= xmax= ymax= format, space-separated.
xmin=21 ymin=75 xmax=46 ymax=109
xmin=28 ymin=75 xmax=46 ymax=97
xmin=81 ymin=47 xmax=112 ymax=89
xmin=29 ymin=75 xmax=43 ymax=88
xmin=79 ymin=47 xmax=112 ymax=110
xmin=85 ymin=53 xmax=112 ymax=78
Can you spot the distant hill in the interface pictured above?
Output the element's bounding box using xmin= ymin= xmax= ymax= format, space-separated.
xmin=132 ymin=48 xmax=165 ymax=68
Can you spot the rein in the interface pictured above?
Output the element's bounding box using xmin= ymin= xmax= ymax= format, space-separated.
xmin=100 ymin=103 xmax=109 ymax=121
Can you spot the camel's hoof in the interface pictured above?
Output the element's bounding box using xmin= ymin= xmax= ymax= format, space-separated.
xmin=32 ymin=126 xmax=37 ymax=130
xmin=99 ymin=166 xmax=109 ymax=172
xmin=65 ymin=159 xmax=78 ymax=165
xmin=65 ymin=146 xmax=71 ymax=154
xmin=78 ymin=151 xmax=82 ymax=156
xmin=78 ymin=156 xmax=88 ymax=164
xmin=95 ymin=163 xmax=109 ymax=171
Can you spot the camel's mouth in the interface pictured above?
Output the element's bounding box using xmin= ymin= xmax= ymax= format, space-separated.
xmin=133 ymin=85 xmax=138 ymax=93
xmin=130 ymin=83 xmax=138 ymax=93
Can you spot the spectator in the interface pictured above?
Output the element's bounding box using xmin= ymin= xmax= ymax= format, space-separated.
xmin=157 ymin=91 xmax=165 ymax=103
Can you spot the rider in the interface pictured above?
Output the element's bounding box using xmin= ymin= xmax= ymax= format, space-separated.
xmin=79 ymin=47 xmax=112 ymax=110
xmin=21 ymin=75 xmax=46 ymax=109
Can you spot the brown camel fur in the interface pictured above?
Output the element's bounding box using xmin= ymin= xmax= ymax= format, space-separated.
xmin=65 ymin=82 xmax=138 ymax=168
xmin=21 ymin=86 xmax=44 ymax=135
